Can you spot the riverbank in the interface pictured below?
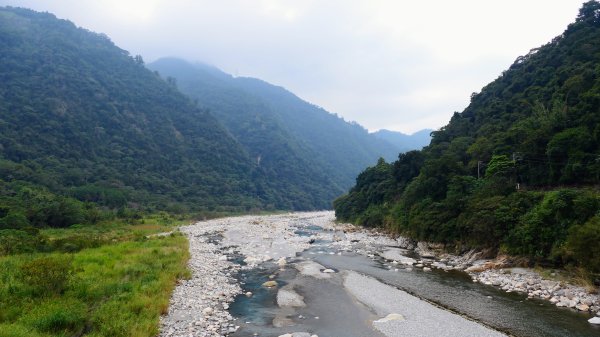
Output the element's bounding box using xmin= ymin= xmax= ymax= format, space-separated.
xmin=326 ymin=220 xmax=600 ymax=317
xmin=159 ymin=211 xmax=599 ymax=337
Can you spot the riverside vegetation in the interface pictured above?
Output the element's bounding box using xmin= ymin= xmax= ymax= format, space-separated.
xmin=334 ymin=1 xmax=600 ymax=281
xmin=0 ymin=213 xmax=190 ymax=337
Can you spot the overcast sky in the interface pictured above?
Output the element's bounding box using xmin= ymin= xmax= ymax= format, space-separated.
xmin=2 ymin=0 xmax=587 ymax=133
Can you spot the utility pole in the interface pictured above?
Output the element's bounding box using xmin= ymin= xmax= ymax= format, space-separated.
xmin=478 ymin=161 xmax=483 ymax=179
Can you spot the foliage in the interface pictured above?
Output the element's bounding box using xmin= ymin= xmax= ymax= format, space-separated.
xmin=148 ymin=58 xmax=401 ymax=209
xmin=19 ymin=254 xmax=73 ymax=296
xmin=0 ymin=226 xmax=189 ymax=337
xmin=334 ymin=1 xmax=600 ymax=274
xmin=565 ymin=216 xmax=600 ymax=272
xmin=0 ymin=7 xmax=278 ymax=213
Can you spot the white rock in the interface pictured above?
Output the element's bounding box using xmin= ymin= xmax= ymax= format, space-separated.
xmin=589 ymin=317 xmax=600 ymax=324
xmin=202 ymin=307 xmax=214 ymax=316
xmin=295 ymin=261 xmax=331 ymax=279
xmin=322 ymin=269 xmax=336 ymax=273
xmin=374 ymin=313 xmax=405 ymax=323
xmin=277 ymin=289 xmax=306 ymax=307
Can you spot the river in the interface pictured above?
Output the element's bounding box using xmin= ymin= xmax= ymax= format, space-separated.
xmin=228 ymin=214 xmax=599 ymax=337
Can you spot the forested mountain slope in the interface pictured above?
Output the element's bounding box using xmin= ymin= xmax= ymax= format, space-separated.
xmin=147 ymin=58 xmax=342 ymax=209
xmin=0 ymin=7 xmax=298 ymax=216
xmin=148 ymin=58 xmax=400 ymax=195
xmin=334 ymin=1 xmax=600 ymax=273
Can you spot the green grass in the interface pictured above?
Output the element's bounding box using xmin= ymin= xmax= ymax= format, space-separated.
xmin=0 ymin=216 xmax=190 ymax=337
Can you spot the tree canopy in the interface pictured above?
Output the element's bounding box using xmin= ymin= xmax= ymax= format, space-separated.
xmin=334 ymin=1 xmax=600 ymax=273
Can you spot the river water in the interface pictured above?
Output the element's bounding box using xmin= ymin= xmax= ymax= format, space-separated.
xmin=230 ymin=223 xmax=599 ymax=337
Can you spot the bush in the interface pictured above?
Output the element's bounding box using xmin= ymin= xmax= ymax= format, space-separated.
xmin=565 ymin=216 xmax=600 ymax=272
xmin=18 ymin=299 xmax=86 ymax=335
xmin=505 ymin=189 xmax=594 ymax=261
xmin=0 ymin=211 xmax=30 ymax=230
xmin=19 ymin=254 xmax=73 ymax=296
xmin=0 ymin=324 xmax=42 ymax=337
xmin=0 ymin=230 xmax=44 ymax=255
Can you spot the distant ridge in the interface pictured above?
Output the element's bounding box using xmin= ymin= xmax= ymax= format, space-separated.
xmin=371 ymin=129 xmax=432 ymax=152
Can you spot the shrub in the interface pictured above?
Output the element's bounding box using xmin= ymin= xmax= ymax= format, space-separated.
xmin=18 ymin=299 xmax=86 ymax=335
xmin=0 ymin=230 xmax=44 ymax=255
xmin=19 ymin=254 xmax=73 ymax=296
xmin=0 ymin=323 xmax=42 ymax=337
xmin=565 ymin=216 xmax=600 ymax=272
xmin=0 ymin=211 xmax=30 ymax=230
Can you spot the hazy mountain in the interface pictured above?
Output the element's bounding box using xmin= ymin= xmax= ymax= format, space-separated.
xmin=371 ymin=129 xmax=432 ymax=152
xmin=0 ymin=7 xmax=305 ymax=212
xmin=148 ymin=58 xmax=401 ymax=194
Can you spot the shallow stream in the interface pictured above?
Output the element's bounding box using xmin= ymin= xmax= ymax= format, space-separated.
xmin=229 ymin=224 xmax=599 ymax=337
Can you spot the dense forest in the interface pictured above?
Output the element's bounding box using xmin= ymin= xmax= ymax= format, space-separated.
xmin=0 ymin=7 xmax=274 ymax=216
xmin=335 ymin=1 xmax=600 ymax=274
xmin=148 ymin=58 xmax=410 ymax=206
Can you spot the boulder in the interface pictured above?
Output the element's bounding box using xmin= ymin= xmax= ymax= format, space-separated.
xmin=295 ymin=261 xmax=331 ymax=279
xmin=277 ymin=289 xmax=306 ymax=308
xmin=262 ymin=280 xmax=278 ymax=288
xmin=588 ymin=317 xmax=600 ymax=325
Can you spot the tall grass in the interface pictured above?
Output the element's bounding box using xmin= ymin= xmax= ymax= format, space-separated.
xmin=0 ymin=222 xmax=189 ymax=337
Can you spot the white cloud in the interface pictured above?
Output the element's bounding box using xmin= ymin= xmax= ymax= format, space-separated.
xmin=2 ymin=0 xmax=587 ymax=133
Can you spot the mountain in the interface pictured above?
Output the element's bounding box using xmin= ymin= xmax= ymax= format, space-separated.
xmin=371 ymin=129 xmax=432 ymax=152
xmin=334 ymin=1 xmax=600 ymax=273
xmin=147 ymin=58 xmax=401 ymax=197
xmin=0 ymin=7 xmax=302 ymax=214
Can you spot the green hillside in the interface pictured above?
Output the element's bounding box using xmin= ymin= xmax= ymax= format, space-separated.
xmin=147 ymin=58 xmax=342 ymax=209
xmin=0 ymin=7 xmax=280 ymax=219
xmin=148 ymin=58 xmax=400 ymax=197
xmin=334 ymin=1 xmax=600 ymax=273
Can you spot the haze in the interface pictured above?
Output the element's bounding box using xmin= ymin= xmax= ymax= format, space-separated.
xmin=2 ymin=0 xmax=586 ymax=133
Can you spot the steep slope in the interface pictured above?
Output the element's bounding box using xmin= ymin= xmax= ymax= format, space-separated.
xmin=148 ymin=58 xmax=400 ymax=194
xmin=147 ymin=58 xmax=341 ymax=209
xmin=372 ymin=129 xmax=432 ymax=153
xmin=0 ymin=7 xmax=273 ymax=211
xmin=334 ymin=1 xmax=600 ymax=272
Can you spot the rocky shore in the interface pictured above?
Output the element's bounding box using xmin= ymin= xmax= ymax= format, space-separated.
xmin=159 ymin=212 xmax=331 ymax=337
xmin=328 ymin=222 xmax=600 ymax=318
xmin=159 ymin=211 xmax=600 ymax=337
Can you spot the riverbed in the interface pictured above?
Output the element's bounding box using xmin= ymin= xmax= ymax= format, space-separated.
xmin=160 ymin=211 xmax=600 ymax=337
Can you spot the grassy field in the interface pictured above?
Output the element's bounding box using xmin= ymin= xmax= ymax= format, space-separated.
xmin=0 ymin=214 xmax=191 ymax=337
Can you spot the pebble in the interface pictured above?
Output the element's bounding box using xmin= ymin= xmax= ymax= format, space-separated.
xmin=469 ymin=269 xmax=600 ymax=314
xmin=159 ymin=212 xmax=333 ymax=336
